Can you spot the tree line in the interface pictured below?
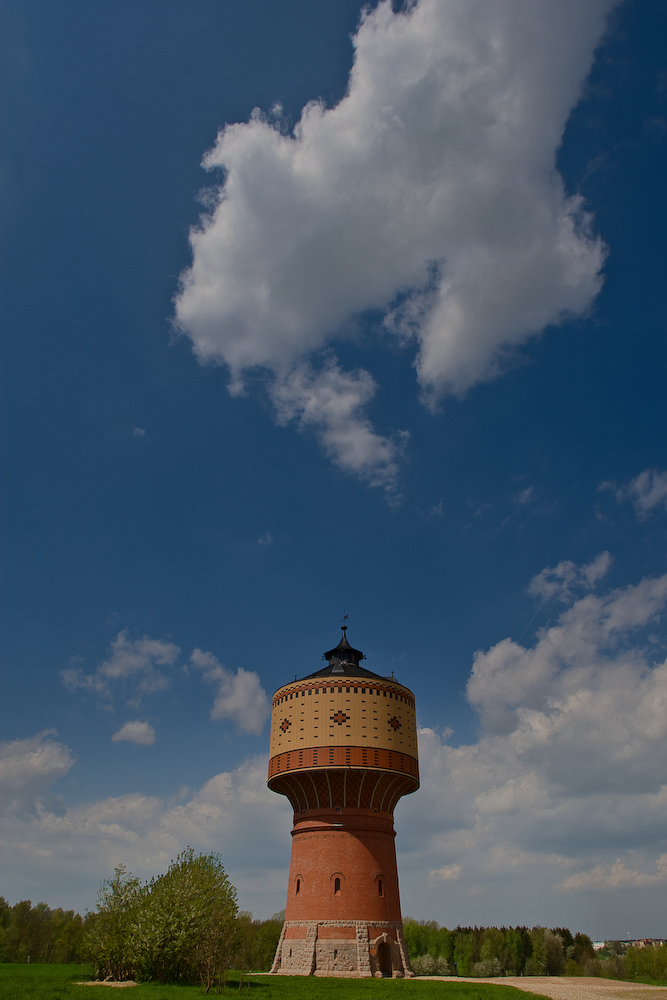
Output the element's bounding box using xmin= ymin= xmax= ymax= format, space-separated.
xmin=3 ymin=861 xmax=665 ymax=985
xmin=403 ymin=919 xmax=666 ymax=980
xmin=0 ymin=897 xmax=85 ymax=964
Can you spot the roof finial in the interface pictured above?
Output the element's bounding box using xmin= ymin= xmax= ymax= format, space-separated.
xmin=341 ymin=609 xmax=349 ymax=635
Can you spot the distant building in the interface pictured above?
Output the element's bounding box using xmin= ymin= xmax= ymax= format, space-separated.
xmin=267 ymin=628 xmax=419 ymax=977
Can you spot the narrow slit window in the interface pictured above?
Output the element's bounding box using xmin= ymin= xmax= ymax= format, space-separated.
xmin=296 ymin=878 xmax=300 ymax=894
xmin=378 ymin=879 xmax=383 ymax=896
xmin=334 ymin=877 xmax=341 ymax=894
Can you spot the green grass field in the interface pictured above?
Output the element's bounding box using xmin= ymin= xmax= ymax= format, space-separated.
xmin=0 ymin=966 xmax=554 ymax=1000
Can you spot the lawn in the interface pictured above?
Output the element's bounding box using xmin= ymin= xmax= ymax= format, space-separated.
xmin=0 ymin=966 xmax=552 ymax=1000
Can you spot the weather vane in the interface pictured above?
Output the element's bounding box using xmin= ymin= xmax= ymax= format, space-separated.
xmin=340 ymin=609 xmax=349 ymax=630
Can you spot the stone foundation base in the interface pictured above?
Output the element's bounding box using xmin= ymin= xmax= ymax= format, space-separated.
xmin=269 ymin=920 xmax=413 ymax=978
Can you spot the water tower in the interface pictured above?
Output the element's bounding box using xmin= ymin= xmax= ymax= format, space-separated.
xmin=267 ymin=627 xmax=419 ymax=977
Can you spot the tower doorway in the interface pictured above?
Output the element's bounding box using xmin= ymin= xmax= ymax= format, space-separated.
xmin=377 ymin=942 xmax=392 ymax=977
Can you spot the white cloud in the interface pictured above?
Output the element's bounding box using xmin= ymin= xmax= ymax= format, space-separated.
xmin=10 ymin=560 xmax=667 ymax=932
xmin=132 ymin=427 xmax=146 ymax=438
xmin=527 ymin=550 xmax=612 ymax=602
xmin=111 ymin=721 xmax=156 ymax=746
xmin=0 ymin=747 xmax=291 ymax=917
xmin=430 ymin=863 xmax=462 ymax=881
xmin=0 ymin=731 xmax=74 ymax=817
xmin=190 ymin=649 xmax=270 ymax=736
xmin=61 ymin=630 xmax=181 ymax=707
xmin=468 ymin=569 xmax=667 ymax=736
xmin=61 ymin=633 xmax=269 ymax=736
xmin=560 ymin=855 xmax=667 ymax=891
xmin=269 ymin=361 xmax=403 ymax=492
xmin=393 ymin=567 xmax=667 ymax=927
xmin=604 ymin=469 xmax=667 ymax=520
xmin=175 ymin=0 xmax=610 ymax=485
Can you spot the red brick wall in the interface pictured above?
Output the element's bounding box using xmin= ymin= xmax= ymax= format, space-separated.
xmin=284 ymin=807 xmax=403 ymax=924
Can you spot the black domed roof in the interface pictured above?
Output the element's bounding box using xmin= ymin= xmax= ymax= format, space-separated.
xmin=302 ymin=626 xmax=384 ymax=680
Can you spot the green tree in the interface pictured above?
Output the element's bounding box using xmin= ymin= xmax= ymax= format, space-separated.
xmin=480 ymin=928 xmax=505 ymax=964
xmin=626 ymin=944 xmax=667 ymax=982
xmin=235 ymin=913 xmax=283 ymax=972
xmin=553 ymin=927 xmax=574 ymax=953
xmin=453 ymin=929 xmax=479 ymax=976
xmin=1 ymin=900 xmax=55 ymax=963
xmin=504 ymin=926 xmax=531 ymax=974
xmin=85 ymin=864 xmax=144 ymax=980
xmin=544 ymin=929 xmax=565 ymax=975
xmin=571 ymin=932 xmax=595 ymax=967
xmin=50 ymin=909 xmax=85 ymax=964
xmin=132 ymin=848 xmax=237 ymax=989
xmin=525 ymin=927 xmax=547 ymax=975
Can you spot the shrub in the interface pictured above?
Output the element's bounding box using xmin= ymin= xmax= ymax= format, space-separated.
xmin=473 ymin=958 xmax=502 ymax=977
xmin=411 ymin=953 xmax=451 ymax=975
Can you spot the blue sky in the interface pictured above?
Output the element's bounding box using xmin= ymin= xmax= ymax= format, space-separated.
xmin=1 ymin=0 xmax=666 ymax=939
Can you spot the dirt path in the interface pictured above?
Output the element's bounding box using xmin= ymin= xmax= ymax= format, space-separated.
xmin=74 ymin=982 xmax=138 ymax=988
xmin=422 ymin=977 xmax=667 ymax=1000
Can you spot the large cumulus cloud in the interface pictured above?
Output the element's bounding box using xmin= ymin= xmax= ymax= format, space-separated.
xmin=397 ymin=563 xmax=667 ymax=930
xmin=175 ymin=0 xmax=612 ymax=489
xmin=0 ymin=747 xmax=291 ymax=916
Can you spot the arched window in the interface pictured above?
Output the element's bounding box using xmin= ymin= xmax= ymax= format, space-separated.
xmin=296 ymin=879 xmax=300 ymax=894
xmin=334 ymin=877 xmax=341 ymax=894
xmin=378 ymin=879 xmax=383 ymax=897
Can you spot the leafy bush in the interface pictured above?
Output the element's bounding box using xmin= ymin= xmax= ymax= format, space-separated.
xmin=85 ymin=848 xmax=237 ymax=989
xmin=626 ymin=944 xmax=667 ymax=982
xmin=473 ymin=958 xmax=502 ymax=977
xmin=411 ymin=953 xmax=450 ymax=975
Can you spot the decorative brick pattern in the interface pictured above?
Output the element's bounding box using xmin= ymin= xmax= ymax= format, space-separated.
xmin=268 ymin=745 xmax=419 ymax=780
xmin=273 ymin=680 xmax=415 ymax=707
xmin=269 ymin=678 xmax=419 ymax=760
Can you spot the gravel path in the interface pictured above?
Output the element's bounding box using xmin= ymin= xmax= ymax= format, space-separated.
xmin=420 ymin=977 xmax=667 ymax=1000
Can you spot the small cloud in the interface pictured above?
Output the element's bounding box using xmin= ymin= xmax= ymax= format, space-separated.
xmin=269 ymin=362 xmax=403 ymax=496
xmin=430 ymin=864 xmax=462 ymax=882
xmin=257 ymin=532 xmax=273 ymax=547
xmin=61 ymin=630 xmax=181 ymax=707
xmin=132 ymin=427 xmax=146 ymax=437
xmin=441 ymin=726 xmax=454 ymax=741
xmin=561 ymin=855 xmax=667 ymax=891
xmin=111 ymin=721 xmax=155 ymax=746
xmin=527 ymin=551 xmax=612 ymax=603
xmin=429 ymin=498 xmax=445 ymax=517
xmin=190 ymin=649 xmax=270 ymax=736
xmin=515 ymin=485 xmax=536 ymax=507
xmin=0 ymin=731 xmax=74 ymax=817
xmin=603 ymin=469 xmax=667 ymax=520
